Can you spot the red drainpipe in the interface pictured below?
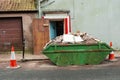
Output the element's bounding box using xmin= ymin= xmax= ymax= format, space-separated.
xmin=64 ymin=16 xmax=71 ymax=34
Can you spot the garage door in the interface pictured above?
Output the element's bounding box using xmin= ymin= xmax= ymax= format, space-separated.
xmin=0 ymin=17 xmax=23 ymax=51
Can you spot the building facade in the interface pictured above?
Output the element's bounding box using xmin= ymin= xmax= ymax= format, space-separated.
xmin=1 ymin=0 xmax=120 ymax=55
xmin=38 ymin=0 xmax=120 ymax=49
xmin=0 ymin=0 xmax=37 ymax=53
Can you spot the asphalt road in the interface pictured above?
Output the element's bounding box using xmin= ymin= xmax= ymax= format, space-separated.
xmin=0 ymin=61 xmax=120 ymax=80
xmin=0 ymin=57 xmax=120 ymax=80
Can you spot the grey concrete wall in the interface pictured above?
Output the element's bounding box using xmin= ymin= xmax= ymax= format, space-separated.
xmin=40 ymin=0 xmax=120 ymax=49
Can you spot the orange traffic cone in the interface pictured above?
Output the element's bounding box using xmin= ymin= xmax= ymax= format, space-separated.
xmin=7 ymin=45 xmax=20 ymax=69
xmin=108 ymin=51 xmax=117 ymax=61
xmin=109 ymin=42 xmax=112 ymax=47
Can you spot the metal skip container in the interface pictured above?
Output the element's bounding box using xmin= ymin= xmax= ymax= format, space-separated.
xmin=42 ymin=43 xmax=113 ymax=66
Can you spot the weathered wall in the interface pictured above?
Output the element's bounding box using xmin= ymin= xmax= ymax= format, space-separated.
xmin=40 ymin=0 xmax=120 ymax=49
xmin=0 ymin=13 xmax=37 ymax=51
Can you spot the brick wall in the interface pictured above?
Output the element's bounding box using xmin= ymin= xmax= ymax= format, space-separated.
xmin=0 ymin=13 xmax=37 ymax=53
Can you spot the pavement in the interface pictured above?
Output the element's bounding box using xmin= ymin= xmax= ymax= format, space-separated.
xmin=1 ymin=50 xmax=120 ymax=62
xmin=0 ymin=52 xmax=48 ymax=62
xmin=0 ymin=50 xmax=120 ymax=70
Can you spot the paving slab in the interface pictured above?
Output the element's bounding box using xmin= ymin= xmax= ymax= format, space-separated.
xmin=0 ymin=52 xmax=48 ymax=62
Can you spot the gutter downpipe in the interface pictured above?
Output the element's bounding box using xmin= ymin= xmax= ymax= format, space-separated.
xmin=38 ymin=0 xmax=42 ymax=18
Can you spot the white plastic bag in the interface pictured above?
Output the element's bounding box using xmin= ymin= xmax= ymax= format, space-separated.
xmin=74 ymin=36 xmax=83 ymax=43
xmin=62 ymin=34 xmax=74 ymax=43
